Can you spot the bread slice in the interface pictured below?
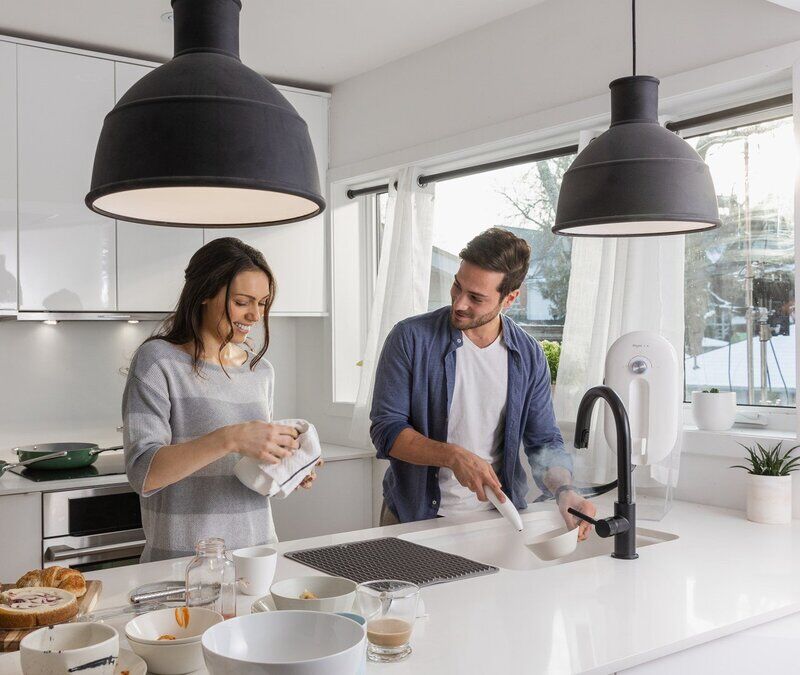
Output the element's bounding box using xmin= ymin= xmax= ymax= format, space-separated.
xmin=0 ymin=587 xmax=79 ymax=630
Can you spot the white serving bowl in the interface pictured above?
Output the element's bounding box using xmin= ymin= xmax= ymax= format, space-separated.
xmin=524 ymin=524 xmax=579 ymax=560
xmin=125 ymin=606 xmax=223 ymax=645
xmin=202 ymin=611 xmax=366 ymax=675
xmin=20 ymin=622 xmax=119 ymax=675
xmin=270 ymin=576 xmax=357 ymax=612
xmin=125 ymin=607 xmax=222 ymax=675
xmin=126 ymin=634 xmax=206 ymax=675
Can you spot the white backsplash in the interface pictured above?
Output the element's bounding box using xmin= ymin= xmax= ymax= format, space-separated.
xmin=0 ymin=317 xmax=297 ymax=446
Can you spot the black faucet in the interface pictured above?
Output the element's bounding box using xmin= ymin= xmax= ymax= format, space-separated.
xmin=567 ymin=385 xmax=638 ymax=560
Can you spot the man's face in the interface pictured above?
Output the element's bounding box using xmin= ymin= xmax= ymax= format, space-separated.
xmin=449 ymin=261 xmax=518 ymax=330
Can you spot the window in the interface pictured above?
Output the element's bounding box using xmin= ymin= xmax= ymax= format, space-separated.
xmin=414 ymin=153 xmax=575 ymax=341
xmin=682 ymin=115 xmax=795 ymax=407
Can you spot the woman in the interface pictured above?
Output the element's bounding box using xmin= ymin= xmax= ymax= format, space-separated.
xmin=123 ymin=237 xmax=315 ymax=562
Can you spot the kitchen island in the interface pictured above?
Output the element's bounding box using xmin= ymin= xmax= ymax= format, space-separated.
xmin=84 ymin=497 xmax=800 ymax=674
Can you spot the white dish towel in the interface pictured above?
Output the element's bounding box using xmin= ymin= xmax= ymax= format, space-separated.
xmin=234 ymin=419 xmax=322 ymax=498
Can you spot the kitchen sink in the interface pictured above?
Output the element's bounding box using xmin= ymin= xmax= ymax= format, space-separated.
xmin=399 ymin=506 xmax=678 ymax=571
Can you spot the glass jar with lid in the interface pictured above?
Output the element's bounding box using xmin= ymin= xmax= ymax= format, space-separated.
xmin=185 ymin=537 xmax=236 ymax=619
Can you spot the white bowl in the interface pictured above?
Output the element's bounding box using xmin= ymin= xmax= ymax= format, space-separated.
xmin=127 ymin=634 xmax=206 ymax=675
xmin=202 ymin=610 xmax=366 ymax=675
xmin=524 ymin=524 xmax=579 ymax=560
xmin=20 ymin=622 xmax=119 ymax=675
xmin=270 ymin=576 xmax=357 ymax=612
xmin=125 ymin=606 xmax=223 ymax=645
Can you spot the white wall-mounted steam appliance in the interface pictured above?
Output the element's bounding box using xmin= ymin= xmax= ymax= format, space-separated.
xmin=603 ymin=331 xmax=682 ymax=520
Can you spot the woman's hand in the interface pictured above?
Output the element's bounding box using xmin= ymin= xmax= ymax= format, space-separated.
xmin=224 ymin=421 xmax=299 ymax=464
xmin=299 ymin=458 xmax=324 ymax=490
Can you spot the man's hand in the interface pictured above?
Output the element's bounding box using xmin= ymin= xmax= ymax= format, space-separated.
xmin=299 ymin=458 xmax=324 ymax=490
xmin=449 ymin=446 xmax=504 ymax=503
xmin=557 ymin=490 xmax=596 ymax=541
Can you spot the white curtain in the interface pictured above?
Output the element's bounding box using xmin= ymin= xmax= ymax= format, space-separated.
xmin=350 ymin=167 xmax=436 ymax=445
xmin=554 ymin=131 xmax=685 ymax=486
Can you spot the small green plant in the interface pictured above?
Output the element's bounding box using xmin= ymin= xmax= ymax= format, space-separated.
xmin=541 ymin=340 xmax=561 ymax=385
xmin=730 ymin=442 xmax=800 ymax=476
xmin=701 ymin=387 xmax=720 ymax=393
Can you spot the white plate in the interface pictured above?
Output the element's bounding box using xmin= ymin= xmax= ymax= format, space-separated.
xmin=0 ymin=647 xmax=145 ymax=675
xmin=252 ymin=593 xmax=429 ymax=618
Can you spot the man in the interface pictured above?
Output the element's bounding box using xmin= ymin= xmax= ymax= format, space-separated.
xmin=370 ymin=228 xmax=596 ymax=538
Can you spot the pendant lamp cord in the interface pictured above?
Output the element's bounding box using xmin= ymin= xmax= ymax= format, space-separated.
xmin=631 ymin=0 xmax=637 ymax=76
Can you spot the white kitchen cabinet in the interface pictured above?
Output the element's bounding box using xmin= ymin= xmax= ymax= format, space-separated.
xmin=205 ymin=89 xmax=328 ymax=316
xmin=17 ymin=46 xmax=116 ymax=311
xmin=114 ymin=62 xmax=203 ymax=312
xmin=0 ymin=493 xmax=42 ymax=579
xmin=271 ymin=457 xmax=372 ymax=541
xmin=0 ymin=42 xmax=16 ymax=314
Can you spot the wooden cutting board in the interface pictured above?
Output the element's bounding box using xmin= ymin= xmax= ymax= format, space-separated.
xmin=0 ymin=580 xmax=102 ymax=652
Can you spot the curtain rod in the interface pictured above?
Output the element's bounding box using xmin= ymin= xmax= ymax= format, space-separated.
xmin=346 ymin=143 xmax=579 ymax=199
xmin=348 ymin=95 xmax=791 ymax=199
xmin=665 ymin=94 xmax=792 ymax=133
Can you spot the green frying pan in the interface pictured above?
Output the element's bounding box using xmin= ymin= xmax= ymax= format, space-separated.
xmin=13 ymin=442 xmax=124 ymax=470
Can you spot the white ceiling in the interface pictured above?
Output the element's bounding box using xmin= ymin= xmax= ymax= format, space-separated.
xmin=0 ymin=0 xmax=549 ymax=89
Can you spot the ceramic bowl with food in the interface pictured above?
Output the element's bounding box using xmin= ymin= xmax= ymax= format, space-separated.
xmin=125 ymin=607 xmax=223 ymax=675
xmin=202 ymin=610 xmax=366 ymax=675
xmin=126 ymin=635 xmax=206 ymax=675
xmin=20 ymin=622 xmax=119 ymax=675
xmin=269 ymin=576 xmax=357 ymax=612
xmin=125 ymin=606 xmax=223 ymax=645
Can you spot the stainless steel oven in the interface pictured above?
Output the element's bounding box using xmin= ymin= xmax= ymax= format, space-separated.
xmin=42 ymin=484 xmax=145 ymax=572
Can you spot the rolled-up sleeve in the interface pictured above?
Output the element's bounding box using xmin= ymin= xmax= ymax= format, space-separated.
xmin=523 ymin=345 xmax=573 ymax=493
xmin=369 ymin=325 xmax=414 ymax=460
xmin=122 ymin=373 xmax=171 ymax=497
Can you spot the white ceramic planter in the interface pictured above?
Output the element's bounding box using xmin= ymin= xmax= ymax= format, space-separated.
xmin=746 ymin=473 xmax=792 ymax=524
xmin=691 ymin=391 xmax=737 ymax=431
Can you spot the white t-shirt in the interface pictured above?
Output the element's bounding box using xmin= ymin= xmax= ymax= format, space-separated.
xmin=437 ymin=331 xmax=508 ymax=517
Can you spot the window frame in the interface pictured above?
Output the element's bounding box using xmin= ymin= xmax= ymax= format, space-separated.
xmin=676 ymin=104 xmax=796 ymax=427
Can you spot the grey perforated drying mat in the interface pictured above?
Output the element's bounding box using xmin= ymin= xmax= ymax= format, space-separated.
xmin=283 ymin=537 xmax=498 ymax=586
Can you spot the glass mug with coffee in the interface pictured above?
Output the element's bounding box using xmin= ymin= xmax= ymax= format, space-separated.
xmin=356 ymin=580 xmax=419 ymax=662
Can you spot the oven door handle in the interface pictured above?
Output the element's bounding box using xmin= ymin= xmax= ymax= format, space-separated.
xmin=44 ymin=539 xmax=146 ymax=562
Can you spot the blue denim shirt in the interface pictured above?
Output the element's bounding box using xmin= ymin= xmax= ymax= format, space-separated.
xmin=370 ymin=306 xmax=573 ymax=523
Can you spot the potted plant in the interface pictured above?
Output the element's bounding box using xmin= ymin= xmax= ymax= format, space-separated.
xmin=541 ymin=340 xmax=560 ymax=395
xmin=691 ymin=387 xmax=737 ymax=431
xmin=731 ymin=442 xmax=800 ymax=524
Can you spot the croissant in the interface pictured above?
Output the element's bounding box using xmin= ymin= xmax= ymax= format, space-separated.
xmin=16 ymin=566 xmax=86 ymax=598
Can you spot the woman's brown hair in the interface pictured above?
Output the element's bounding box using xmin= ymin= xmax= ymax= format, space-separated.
xmin=148 ymin=237 xmax=276 ymax=373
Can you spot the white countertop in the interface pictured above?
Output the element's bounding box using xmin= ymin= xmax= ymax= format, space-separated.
xmin=0 ymin=434 xmax=373 ymax=497
xmin=82 ymin=497 xmax=800 ymax=674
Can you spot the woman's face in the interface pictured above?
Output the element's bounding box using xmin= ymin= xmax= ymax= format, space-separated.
xmin=202 ymin=269 xmax=271 ymax=344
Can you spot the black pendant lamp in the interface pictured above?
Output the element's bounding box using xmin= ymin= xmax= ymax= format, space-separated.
xmin=553 ymin=1 xmax=720 ymax=237
xmin=86 ymin=0 xmax=324 ymax=227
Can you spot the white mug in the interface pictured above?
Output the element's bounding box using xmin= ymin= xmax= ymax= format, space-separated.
xmin=20 ymin=623 xmax=119 ymax=675
xmin=231 ymin=545 xmax=278 ymax=597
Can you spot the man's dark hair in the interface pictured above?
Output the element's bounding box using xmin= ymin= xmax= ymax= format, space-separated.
xmin=459 ymin=228 xmax=531 ymax=297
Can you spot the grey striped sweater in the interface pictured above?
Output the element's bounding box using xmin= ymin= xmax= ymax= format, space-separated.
xmin=122 ymin=339 xmax=278 ymax=562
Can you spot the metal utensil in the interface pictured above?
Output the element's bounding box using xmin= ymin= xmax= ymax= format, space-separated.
xmin=77 ymin=601 xmax=168 ymax=623
xmin=0 ymin=450 xmax=69 ymax=477
xmin=129 ymin=581 xmax=187 ymax=605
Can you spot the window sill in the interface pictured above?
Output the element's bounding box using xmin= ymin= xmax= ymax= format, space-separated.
xmin=682 ymin=424 xmax=798 ymax=459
